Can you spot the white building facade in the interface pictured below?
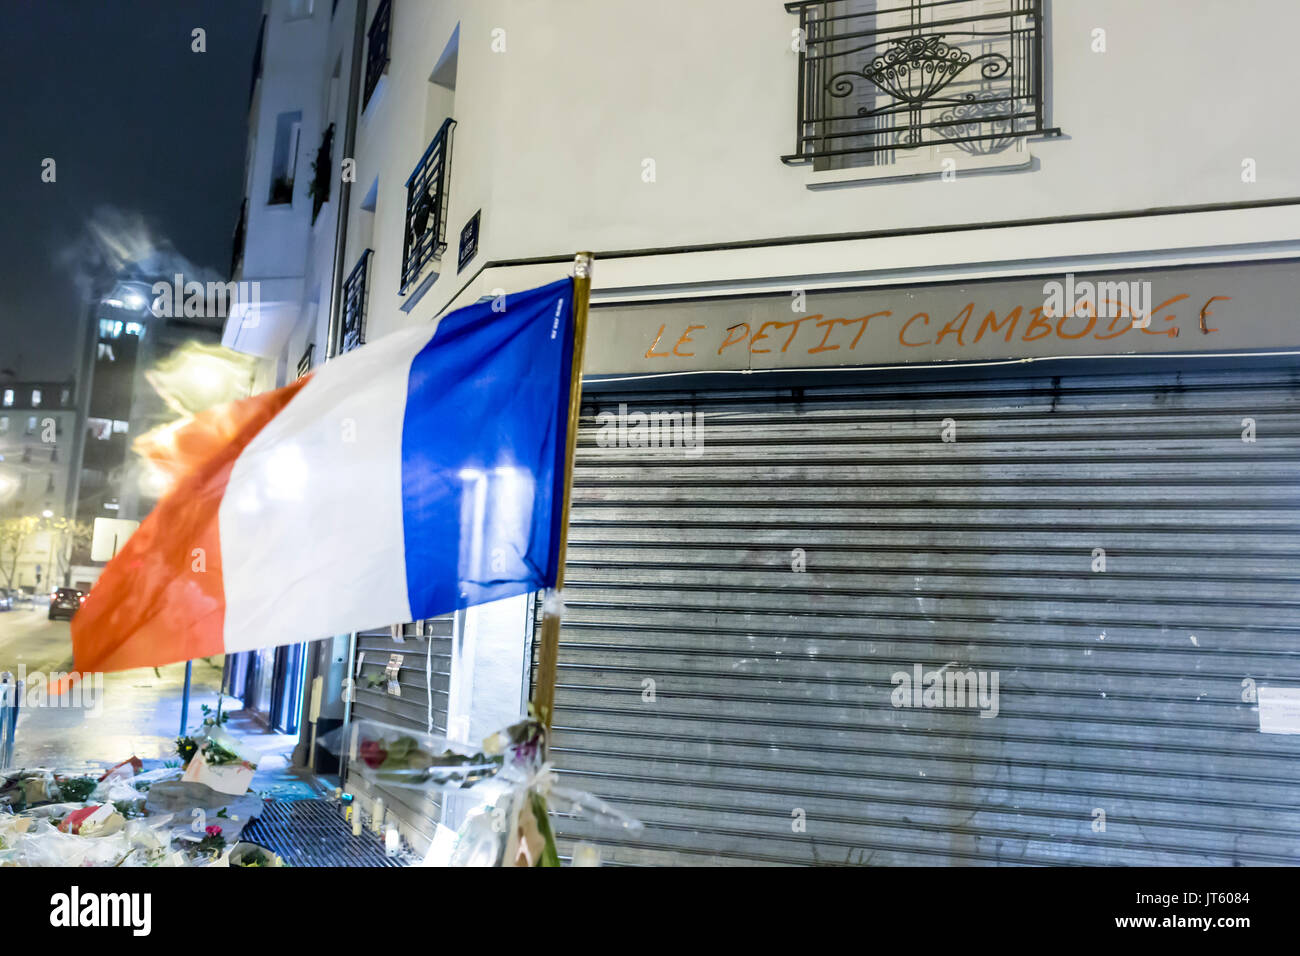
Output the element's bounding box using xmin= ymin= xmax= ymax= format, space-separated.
xmin=227 ymin=0 xmax=1300 ymax=865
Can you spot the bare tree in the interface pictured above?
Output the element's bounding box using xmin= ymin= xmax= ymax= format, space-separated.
xmin=51 ymin=518 xmax=94 ymax=586
xmin=0 ymin=516 xmax=41 ymax=589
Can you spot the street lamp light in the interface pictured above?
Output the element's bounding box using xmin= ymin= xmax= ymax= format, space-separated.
xmin=104 ymin=281 xmax=153 ymax=314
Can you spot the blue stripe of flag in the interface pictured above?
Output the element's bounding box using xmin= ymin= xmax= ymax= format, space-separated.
xmin=400 ymin=277 xmax=575 ymax=618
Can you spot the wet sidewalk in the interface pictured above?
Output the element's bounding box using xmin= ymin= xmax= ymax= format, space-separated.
xmin=4 ymin=649 xmax=327 ymax=800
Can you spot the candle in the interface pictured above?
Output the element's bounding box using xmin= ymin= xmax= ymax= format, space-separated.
xmin=372 ymin=797 xmax=384 ymax=833
xmin=572 ymin=842 xmax=601 ymax=867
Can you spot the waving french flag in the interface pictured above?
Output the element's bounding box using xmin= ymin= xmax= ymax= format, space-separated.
xmin=73 ymin=278 xmax=576 ymax=673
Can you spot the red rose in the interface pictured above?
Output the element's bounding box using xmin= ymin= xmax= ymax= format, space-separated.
xmin=359 ymin=739 xmax=388 ymax=768
xmin=205 ymin=825 xmax=222 ymax=836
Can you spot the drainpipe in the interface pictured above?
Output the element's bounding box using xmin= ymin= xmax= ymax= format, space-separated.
xmin=295 ymin=0 xmax=368 ymax=778
xmin=324 ymin=0 xmax=368 ymax=364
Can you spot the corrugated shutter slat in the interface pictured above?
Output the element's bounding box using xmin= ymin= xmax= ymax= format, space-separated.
xmin=346 ymin=617 xmax=453 ymax=851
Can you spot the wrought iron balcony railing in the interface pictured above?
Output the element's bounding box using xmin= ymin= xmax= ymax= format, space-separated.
xmin=783 ymin=0 xmax=1059 ymax=166
xmin=400 ymin=117 xmax=456 ymax=294
xmin=297 ymin=343 xmax=315 ymax=380
xmin=363 ymin=0 xmax=392 ymax=109
xmin=340 ymin=249 xmax=372 ymax=354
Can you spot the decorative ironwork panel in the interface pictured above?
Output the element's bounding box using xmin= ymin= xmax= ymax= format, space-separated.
xmin=363 ymin=0 xmax=391 ymax=109
xmin=783 ymin=0 xmax=1059 ymax=165
xmin=340 ymin=249 xmax=372 ymax=354
xmin=400 ymin=117 xmax=456 ymax=294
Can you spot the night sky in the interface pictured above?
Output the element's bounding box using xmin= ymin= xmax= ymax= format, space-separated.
xmin=0 ymin=0 xmax=264 ymax=382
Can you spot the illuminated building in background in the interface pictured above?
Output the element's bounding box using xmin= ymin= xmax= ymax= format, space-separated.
xmin=70 ymin=261 xmax=227 ymax=551
xmin=0 ymin=380 xmax=78 ymax=589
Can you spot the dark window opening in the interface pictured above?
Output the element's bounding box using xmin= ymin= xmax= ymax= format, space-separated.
xmin=363 ymin=0 xmax=392 ymax=109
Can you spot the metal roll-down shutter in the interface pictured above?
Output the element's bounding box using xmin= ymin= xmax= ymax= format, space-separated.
xmin=346 ymin=616 xmax=453 ymax=851
xmin=534 ymin=365 xmax=1300 ymax=866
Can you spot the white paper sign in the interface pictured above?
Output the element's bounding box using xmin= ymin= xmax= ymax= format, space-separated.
xmin=91 ymin=517 xmax=140 ymax=561
xmin=182 ymin=749 xmax=255 ymax=795
xmin=1258 ymin=687 xmax=1300 ymax=735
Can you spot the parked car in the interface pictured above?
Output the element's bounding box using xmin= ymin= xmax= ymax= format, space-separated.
xmin=0 ymin=589 xmax=12 ymax=611
xmin=48 ymin=587 xmax=85 ymax=621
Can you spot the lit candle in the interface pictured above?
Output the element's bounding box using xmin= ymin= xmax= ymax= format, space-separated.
xmin=572 ymin=842 xmax=601 ymax=867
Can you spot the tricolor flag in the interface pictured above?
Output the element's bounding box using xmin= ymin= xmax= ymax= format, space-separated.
xmin=73 ymin=278 xmax=577 ymax=672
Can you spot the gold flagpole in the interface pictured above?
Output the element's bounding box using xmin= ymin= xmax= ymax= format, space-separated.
xmin=532 ymin=252 xmax=594 ymax=731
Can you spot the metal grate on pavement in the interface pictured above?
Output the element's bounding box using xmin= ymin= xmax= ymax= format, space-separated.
xmin=240 ymin=798 xmax=404 ymax=867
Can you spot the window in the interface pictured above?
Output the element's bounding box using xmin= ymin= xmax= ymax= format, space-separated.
xmin=2 ymin=390 xmax=12 ymax=407
xmin=400 ymin=117 xmax=456 ymax=294
xmin=296 ymin=343 xmax=315 ymax=380
xmin=285 ymin=0 xmax=314 ymax=19
xmin=268 ymin=110 xmax=303 ymax=205
xmin=26 ymin=416 xmax=36 ymax=435
xmin=784 ymin=0 xmax=1057 ymax=170
xmin=60 ymin=388 xmax=70 ymax=405
xmin=309 ymin=123 xmax=335 ymax=224
xmin=363 ymin=0 xmax=392 ymax=109
xmin=31 ymin=389 xmax=41 ymax=407
xmin=340 ymin=249 xmax=373 ymax=353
